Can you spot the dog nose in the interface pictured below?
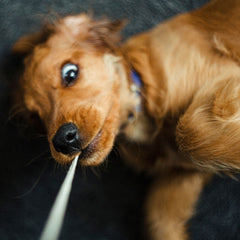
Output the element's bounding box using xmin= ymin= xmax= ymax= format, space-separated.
xmin=52 ymin=123 xmax=81 ymax=155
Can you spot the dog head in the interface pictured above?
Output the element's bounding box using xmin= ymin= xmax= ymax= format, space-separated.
xmin=14 ymin=14 xmax=138 ymax=165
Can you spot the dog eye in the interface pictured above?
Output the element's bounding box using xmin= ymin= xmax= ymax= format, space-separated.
xmin=61 ymin=63 xmax=79 ymax=86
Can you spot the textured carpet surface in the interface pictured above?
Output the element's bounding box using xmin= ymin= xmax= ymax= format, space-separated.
xmin=1 ymin=0 xmax=240 ymax=239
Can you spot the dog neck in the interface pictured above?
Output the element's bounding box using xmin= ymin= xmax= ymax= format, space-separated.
xmin=129 ymin=70 xmax=142 ymax=114
xmin=117 ymin=64 xmax=157 ymax=143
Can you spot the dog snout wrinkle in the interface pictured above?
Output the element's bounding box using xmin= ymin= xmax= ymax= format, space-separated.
xmin=52 ymin=123 xmax=81 ymax=155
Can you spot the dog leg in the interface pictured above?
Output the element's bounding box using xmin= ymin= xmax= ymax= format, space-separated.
xmin=177 ymin=78 xmax=240 ymax=172
xmin=145 ymin=171 xmax=210 ymax=240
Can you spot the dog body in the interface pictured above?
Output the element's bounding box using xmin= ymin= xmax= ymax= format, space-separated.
xmin=14 ymin=0 xmax=240 ymax=239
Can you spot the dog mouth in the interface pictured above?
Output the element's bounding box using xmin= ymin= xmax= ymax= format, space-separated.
xmin=78 ymin=130 xmax=102 ymax=161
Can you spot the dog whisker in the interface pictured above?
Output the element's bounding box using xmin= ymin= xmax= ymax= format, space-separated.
xmin=7 ymin=105 xmax=26 ymax=122
xmin=25 ymin=150 xmax=50 ymax=166
xmin=13 ymin=160 xmax=48 ymax=199
xmin=111 ymin=145 xmax=121 ymax=159
xmin=79 ymin=165 xmax=88 ymax=180
xmin=90 ymin=166 xmax=103 ymax=179
xmin=32 ymin=133 xmax=48 ymax=139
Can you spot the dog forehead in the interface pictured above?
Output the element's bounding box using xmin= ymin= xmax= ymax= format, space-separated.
xmin=47 ymin=14 xmax=91 ymax=46
xmin=62 ymin=14 xmax=90 ymax=35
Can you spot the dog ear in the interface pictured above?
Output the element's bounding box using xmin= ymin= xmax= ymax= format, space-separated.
xmin=62 ymin=14 xmax=126 ymax=49
xmin=12 ymin=25 xmax=53 ymax=56
xmin=87 ymin=18 xmax=126 ymax=49
xmin=89 ymin=18 xmax=126 ymax=36
xmin=212 ymin=34 xmax=240 ymax=63
xmin=122 ymin=32 xmax=166 ymax=119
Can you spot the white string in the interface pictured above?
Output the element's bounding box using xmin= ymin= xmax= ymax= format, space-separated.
xmin=39 ymin=155 xmax=79 ymax=240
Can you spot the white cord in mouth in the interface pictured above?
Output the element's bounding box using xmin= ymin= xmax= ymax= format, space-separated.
xmin=39 ymin=155 xmax=79 ymax=240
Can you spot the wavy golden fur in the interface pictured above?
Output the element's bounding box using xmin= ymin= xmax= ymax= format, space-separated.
xmin=14 ymin=0 xmax=240 ymax=239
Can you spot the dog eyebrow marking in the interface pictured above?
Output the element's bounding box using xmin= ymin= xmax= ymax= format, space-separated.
xmin=39 ymin=155 xmax=79 ymax=240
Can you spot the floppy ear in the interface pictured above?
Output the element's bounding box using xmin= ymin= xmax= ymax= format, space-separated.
xmin=212 ymin=34 xmax=240 ymax=63
xmin=12 ymin=25 xmax=53 ymax=56
xmin=88 ymin=18 xmax=126 ymax=47
xmin=122 ymin=32 xmax=166 ymax=119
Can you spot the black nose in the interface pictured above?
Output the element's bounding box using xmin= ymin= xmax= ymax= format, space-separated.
xmin=52 ymin=123 xmax=81 ymax=155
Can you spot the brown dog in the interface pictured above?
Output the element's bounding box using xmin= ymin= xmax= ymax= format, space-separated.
xmin=13 ymin=0 xmax=240 ymax=239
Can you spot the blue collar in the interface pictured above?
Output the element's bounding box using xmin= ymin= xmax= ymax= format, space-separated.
xmin=131 ymin=70 xmax=142 ymax=90
xmin=130 ymin=70 xmax=142 ymax=112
